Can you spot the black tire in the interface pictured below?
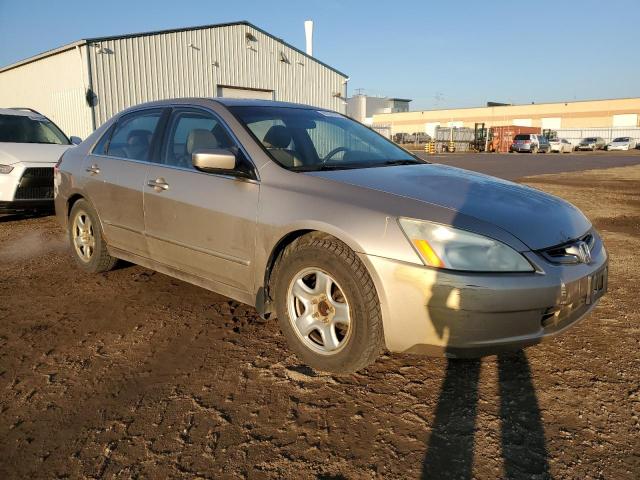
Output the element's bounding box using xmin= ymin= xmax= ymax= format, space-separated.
xmin=272 ymin=233 xmax=384 ymax=373
xmin=68 ymin=199 xmax=118 ymax=273
xmin=531 ymin=146 xmax=539 ymax=154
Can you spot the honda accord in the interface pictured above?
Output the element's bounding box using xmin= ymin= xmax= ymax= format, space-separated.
xmin=54 ymin=98 xmax=608 ymax=373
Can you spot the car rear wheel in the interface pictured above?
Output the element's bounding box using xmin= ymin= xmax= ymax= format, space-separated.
xmin=68 ymin=199 xmax=118 ymax=273
xmin=272 ymin=233 xmax=384 ymax=373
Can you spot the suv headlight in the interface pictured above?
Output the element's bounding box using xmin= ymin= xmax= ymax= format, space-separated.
xmin=398 ymin=218 xmax=533 ymax=272
xmin=0 ymin=164 xmax=14 ymax=174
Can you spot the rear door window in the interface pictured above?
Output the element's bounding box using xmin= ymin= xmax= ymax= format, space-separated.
xmin=106 ymin=109 xmax=163 ymax=161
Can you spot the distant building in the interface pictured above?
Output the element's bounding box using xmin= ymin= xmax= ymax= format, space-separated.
xmin=372 ymin=97 xmax=640 ymax=138
xmin=347 ymin=94 xmax=411 ymax=125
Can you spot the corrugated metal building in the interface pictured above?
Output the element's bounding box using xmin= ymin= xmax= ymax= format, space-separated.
xmin=0 ymin=21 xmax=348 ymax=138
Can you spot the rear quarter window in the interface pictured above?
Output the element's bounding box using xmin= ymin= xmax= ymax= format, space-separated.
xmin=92 ymin=124 xmax=115 ymax=155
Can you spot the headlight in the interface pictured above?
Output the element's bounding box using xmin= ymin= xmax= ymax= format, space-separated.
xmin=0 ymin=164 xmax=14 ymax=174
xmin=398 ymin=218 xmax=533 ymax=272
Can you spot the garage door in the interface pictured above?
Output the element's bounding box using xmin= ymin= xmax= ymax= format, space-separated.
xmin=217 ymin=86 xmax=274 ymax=100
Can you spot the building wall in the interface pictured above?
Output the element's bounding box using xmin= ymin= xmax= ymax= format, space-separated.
xmin=346 ymin=95 xmax=394 ymax=125
xmin=346 ymin=95 xmax=367 ymax=122
xmin=0 ymin=23 xmax=346 ymax=136
xmin=373 ymin=98 xmax=640 ymax=135
xmin=89 ymin=24 xmax=346 ymax=128
xmin=0 ymin=46 xmax=93 ymax=138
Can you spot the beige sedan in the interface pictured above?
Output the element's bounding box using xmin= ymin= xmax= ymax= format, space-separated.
xmin=549 ymin=138 xmax=573 ymax=153
xmin=54 ymin=98 xmax=608 ymax=373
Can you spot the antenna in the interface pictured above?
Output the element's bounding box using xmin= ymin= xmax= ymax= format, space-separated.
xmin=304 ymin=20 xmax=313 ymax=56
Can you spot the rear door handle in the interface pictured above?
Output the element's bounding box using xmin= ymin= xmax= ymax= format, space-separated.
xmin=86 ymin=164 xmax=100 ymax=175
xmin=147 ymin=178 xmax=169 ymax=191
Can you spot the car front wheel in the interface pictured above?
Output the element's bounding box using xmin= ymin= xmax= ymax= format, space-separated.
xmin=273 ymin=233 xmax=384 ymax=373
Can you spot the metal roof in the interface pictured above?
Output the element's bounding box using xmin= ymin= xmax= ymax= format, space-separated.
xmin=0 ymin=21 xmax=347 ymax=77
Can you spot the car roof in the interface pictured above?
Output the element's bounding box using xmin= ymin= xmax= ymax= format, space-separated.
xmin=212 ymin=98 xmax=322 ymax=109
xmin=120 ymin=97 xmax=327 ymax=114
xmin=0 ymin=108 xmax=45 ymax=117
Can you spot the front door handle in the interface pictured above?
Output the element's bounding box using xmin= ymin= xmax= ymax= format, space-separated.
xmin=147 ymin=178 xmax=169 ymax=191
xmin=86 ymin=164 xmax=100 ymax=175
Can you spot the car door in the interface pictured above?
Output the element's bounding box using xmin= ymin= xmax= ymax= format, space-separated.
xmin=143 ymin=106 xmax=260 ymax=294
xmin=82 ymin=108 xmax=167 ymax=258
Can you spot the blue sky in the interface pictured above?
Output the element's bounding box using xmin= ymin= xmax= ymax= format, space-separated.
xmin=1 ymin=0 xmax=638 ymax=110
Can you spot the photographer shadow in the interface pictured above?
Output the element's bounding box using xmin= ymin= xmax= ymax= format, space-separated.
xmin=412 ymin=168 xmax=557 ymax=479
xmin=421 ymin=351 xmax=550 ymax=479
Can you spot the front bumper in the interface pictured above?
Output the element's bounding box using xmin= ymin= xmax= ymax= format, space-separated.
xmin=0 ymin=162 xmax=55 ymax=211
xmin=607 ymin=145 xmax=629 ymax=151
xmin=360 ymin=242 xmax=608 ymax=357
xmin=0 ymin=199 xmax=54 ymax=213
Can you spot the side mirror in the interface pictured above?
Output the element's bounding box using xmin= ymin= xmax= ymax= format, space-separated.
xmin=70 ymin=136 xmax=82 ymax=145
xmin=192 ymin=148 xmax=237 ymax=172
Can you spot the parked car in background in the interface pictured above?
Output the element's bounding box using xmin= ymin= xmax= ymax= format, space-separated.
xmin=549 ymin=138 xmax=573 ymax=153
xmin=55 ymin=98 xmax=608 ymax=373
xmin=510 ymin=134 xmax=551 ymax=153
xmin=0 ymin=108 xmax=79 ymax=214
xmin=606 ymin=137 xmax=636 ymax=151
xmin=576 ymin=137 xmax=606 ymax=151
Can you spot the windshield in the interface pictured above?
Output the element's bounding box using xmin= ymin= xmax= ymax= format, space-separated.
xmin=0 ymin=113 xmax=70 ymax=145
xmin=229 ymin=106 xmax=422 ymax=171
xmin=612 ymin=137 xmax=629 ymax=142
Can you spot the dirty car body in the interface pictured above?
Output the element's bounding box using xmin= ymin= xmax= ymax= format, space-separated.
xmin=55 ymin=98 xmax=608 ymax=368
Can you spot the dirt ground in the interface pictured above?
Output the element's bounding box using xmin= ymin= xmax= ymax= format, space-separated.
xmin=1 ymin=165 xmax=639 ymax=479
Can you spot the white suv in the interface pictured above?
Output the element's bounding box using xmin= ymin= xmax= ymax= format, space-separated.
xmin=0 ymin=108 xmax=79 ymax=214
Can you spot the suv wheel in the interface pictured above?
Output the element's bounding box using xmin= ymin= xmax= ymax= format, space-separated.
xmin=273 ymin=233 xmax=384 ymax=373
xmin=69 ymin=199 xmax=118 ymax=273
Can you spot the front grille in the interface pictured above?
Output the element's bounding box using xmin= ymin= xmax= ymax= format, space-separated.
xmin=14 ymin=167 xmax=54 ymax=199
xmin=22 ymin=167 xmax=54 ymax=178
xmin=14 ymin=186 xmax=54 ymax=199
xmin=539 ymin=232 xmax=596 ymax=265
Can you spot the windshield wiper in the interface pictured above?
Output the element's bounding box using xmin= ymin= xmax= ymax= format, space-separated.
xmin=382 ymin=159 xmax=424 ymax=166
xmin=292 ymin=159 xmax=424 ymax=172
xmin=292 ymin=163 xmax=364 ymax=172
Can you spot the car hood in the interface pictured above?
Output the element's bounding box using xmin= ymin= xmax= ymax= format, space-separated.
xmin=0 ymin=142 xmax=72 ymax=165
xmin=307 ymin=164 xmax=591 ymax=250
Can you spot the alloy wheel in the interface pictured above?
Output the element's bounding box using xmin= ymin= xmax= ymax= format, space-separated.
xmin=287 ymin=267 xmax=352 ymax=355
xmin=72 ymin=211 xmax=96 ymax=262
